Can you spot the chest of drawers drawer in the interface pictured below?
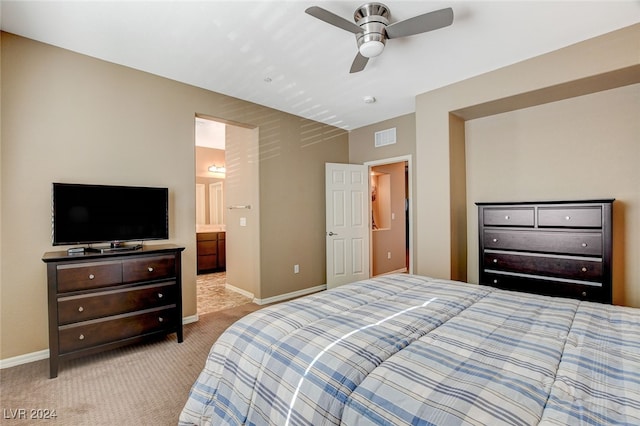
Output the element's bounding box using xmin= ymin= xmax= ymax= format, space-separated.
xmin=482 ymin=208 xmax=534 ymax=227
xmin=484 ymin=272 xmax=604 ymax=303
xmin=122 ymin=255 xmax=175 ymax=283
xmin=58 ymin=306 xmax=177 ymax=353
xmin=538 ymin=207 xmax=602 ymax=228
xmin=483 ymin=230 xmax=602 ymax=256
xmin=57 ymin=261 xmax=122 ymax=293
xmin=57 ymin=282 xmax=177 ymax=325
xmin=484 ymin=251 xmax=602 ymax=282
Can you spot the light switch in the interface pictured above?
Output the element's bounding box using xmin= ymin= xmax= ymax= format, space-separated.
xmin=240 ymin=217 xmax=247 ymax=227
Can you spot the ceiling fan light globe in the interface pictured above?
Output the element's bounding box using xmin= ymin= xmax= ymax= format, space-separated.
xmin=359 ymin=40 xmax=385 ymax=58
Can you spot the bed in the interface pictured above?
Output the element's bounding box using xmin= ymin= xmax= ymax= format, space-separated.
xmin=179 ymin=274 xmax=640 ymax=425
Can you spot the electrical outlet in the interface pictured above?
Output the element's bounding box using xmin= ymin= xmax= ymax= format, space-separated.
xmin=294 ymin=264 xmax=300 ymax=274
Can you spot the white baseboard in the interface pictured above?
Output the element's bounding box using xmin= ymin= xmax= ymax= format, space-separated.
xmin=225 ymin=282 xmax=255 ymax=300
xmin=254 ymin=284 xmax=326 ymax=305
xmin=183 ymin=314 xmax=199 ymax=325
xmin=0 ymin=349 xmax=50 ymax=369
xmin=0 ymin=315 xmax=199 ymax=369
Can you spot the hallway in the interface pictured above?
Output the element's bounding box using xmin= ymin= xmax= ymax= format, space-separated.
xmin=197 ymin=272 xmax=253 ymax=315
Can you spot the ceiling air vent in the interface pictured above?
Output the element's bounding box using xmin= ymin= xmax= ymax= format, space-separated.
xmin=374 ymin=128 xmax=397 ymax=148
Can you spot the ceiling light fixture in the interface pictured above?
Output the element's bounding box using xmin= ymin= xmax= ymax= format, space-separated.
xmin=355 ymin=4 xmax=389 ymax=58
xmin=208 ymin=165 xmax=226 ymax=174
xmin=363 ymin=96 xmax=376 ymax=104
xmin=358 ymin=39 xmax=385 ymax=58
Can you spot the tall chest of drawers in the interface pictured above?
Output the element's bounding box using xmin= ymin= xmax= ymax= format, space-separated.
xmin=42 ymin=244 xmax=185 ymax=378
xmin=476 ymin=200 xmax=613 ymax=303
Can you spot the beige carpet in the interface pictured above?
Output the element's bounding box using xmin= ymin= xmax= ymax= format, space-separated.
xmin=0 ymin=303 xmax=262 ymax=426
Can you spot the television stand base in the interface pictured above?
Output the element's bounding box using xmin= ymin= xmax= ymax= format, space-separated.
xmin=86 ymin=244 xmax=143 ymax=254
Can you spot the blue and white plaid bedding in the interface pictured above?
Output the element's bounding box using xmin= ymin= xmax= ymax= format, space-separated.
xmin=179 ymin=274 xmax=640 ymax=425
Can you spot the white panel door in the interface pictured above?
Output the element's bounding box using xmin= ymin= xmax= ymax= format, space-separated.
xmin=326 ymin=163 xmax=369 ymax=289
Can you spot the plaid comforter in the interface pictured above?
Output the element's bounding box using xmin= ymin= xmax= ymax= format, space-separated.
xmin=179 ymin=274 xmax=640 ymax=425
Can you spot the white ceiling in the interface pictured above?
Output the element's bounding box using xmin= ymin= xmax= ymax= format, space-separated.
xmin=2 ymin=1 xmax=638 ymax=130
xmin=195 ymin=117 xmax=226 ymax=149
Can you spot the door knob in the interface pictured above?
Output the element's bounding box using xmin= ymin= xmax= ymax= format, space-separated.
xmin=328 ymin=232 xmax=338 ymax=236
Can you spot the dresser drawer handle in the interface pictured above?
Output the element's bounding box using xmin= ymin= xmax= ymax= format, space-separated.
xmin=492 ymin=238 xmax=498 ymax=243
xmin=581 ymin=243 xmax=588 ymax=247
xmin=582 ymin=291 xmax=587 ymax=297
xmin=565 ymin=216 xmax=571 ymax=221
xmin=148 ymin=267 xmax=154 ymax=272
xmin=88 ymin=274 xmax=95 ymax=280
xmin=158 ymin=317 xmax=164 ymax=323
xmin=581 ymin=267 xmax=588 ymax=272
xmin=493 ymin=279 xmax=498 ymax=284
xmin=492 ymin=259 xmax=498 ymax=263
xmin=158 ymin=293 xmax=163 ymax=299
xmin=504 ymin=215 xmax=510 ymax=220
xmin=79 ymin=334 xmax=85 ymax=340
xmin=78 ymin=306 xmax=84 ymax=312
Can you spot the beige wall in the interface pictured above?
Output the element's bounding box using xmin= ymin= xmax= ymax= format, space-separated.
xmin=257 ymin=119 xmax=348 ymax=299
xmin=349 ymin=113 xmax=416 ymax=164
xmin=415 ymin=23 xmax=640 ymax=307
xmin=225 ymin=125 xmax=261 ymax=297
xmin=0 ymin=32 xmax=348 ymax=360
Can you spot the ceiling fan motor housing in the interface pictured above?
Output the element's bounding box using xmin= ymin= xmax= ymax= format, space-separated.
xmin=354 ymin=3 xmax=390 ymax=57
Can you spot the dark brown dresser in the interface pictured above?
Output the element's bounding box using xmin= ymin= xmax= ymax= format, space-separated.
xmin=476 ymin=200 xmax=613 ymax=303
xmin=42 ymin=244 xmax=184 ymax=378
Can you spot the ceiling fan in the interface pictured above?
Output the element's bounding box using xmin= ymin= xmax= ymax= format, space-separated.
xmin=305 ymin=3 xmax=454 ymax=73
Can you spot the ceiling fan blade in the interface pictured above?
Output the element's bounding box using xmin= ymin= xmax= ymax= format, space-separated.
xmin=349 ymin=52 xmax=369 ymax=74
xmin=385 ymin=7 xmax=454 ymax=39
xmin=305 ymin=6 xmax=362 ymax=34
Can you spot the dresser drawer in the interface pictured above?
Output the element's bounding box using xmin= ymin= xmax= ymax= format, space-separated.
xmin=483 ymin=208 xmax=534 ymax=227
xmin=122 ymin=255 xmax=175 ymax=283
xmin=483 ymin=272 xmax=605 ymax=303
xmin=484 ymin=252 xmax=602 ymax=281
xmin=483 ymin=230 xmax=602 ymax=256
xmin=58 ymin=306 xmax=176 ymax=353
xmin=57 ymin=282 xmax=177 ymax=325
xmin=57 ymin=261 xmax=122 ymax=293
xmin=538 ymin=207 xmax=602 ymax=228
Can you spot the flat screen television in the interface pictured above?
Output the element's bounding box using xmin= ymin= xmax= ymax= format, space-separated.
xmin=52 ymin=183 xmax=169 ymax=248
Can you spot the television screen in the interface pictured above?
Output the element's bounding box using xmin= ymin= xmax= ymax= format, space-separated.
xmin=52 ymin=183 xmax=169 ymax=246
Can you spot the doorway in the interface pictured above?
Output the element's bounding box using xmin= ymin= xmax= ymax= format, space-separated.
xmin=194 ymin=116 xmax=259 ymax=315
xmin=366 ymin=156 xmax=412 ymax=277
xmin=195 ymin=117 xmax=230 ymax=314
